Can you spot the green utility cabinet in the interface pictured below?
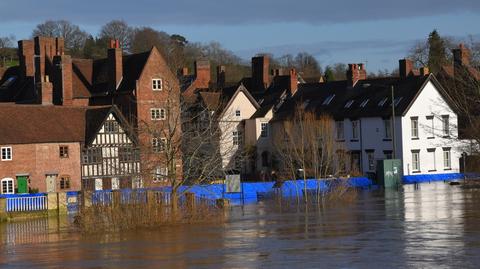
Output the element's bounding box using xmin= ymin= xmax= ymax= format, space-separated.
xmin=376 ymin=159 xmax=402 ymax=188
xmin=16 ymin=176 xmax=28 ymax=193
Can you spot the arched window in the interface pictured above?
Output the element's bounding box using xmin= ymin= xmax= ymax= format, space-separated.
xmin=1 ymin=178 xmax=14 ymax=194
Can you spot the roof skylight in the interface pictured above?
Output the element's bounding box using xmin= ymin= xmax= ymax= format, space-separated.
xmin=360 ymin=99 xmax=369 ymax=108
xmin=378 ymin=97 xmax=388 ymax=106
xmin=344 ymin=100 xmax=354 ymax=108
xmin=322 ymin=94 xmax=335 ymax=105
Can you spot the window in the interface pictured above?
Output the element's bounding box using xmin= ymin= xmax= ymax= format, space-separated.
xmin=360 ymin=99 xmax=369 ymax=108
xmin=412 ymin=150 xmax=420 ymax=172
xmin=152 ymin=78 xmax=163 ymax=90
xmin=151 ymin=108 xmax=166 ymax=120
xmin=384 ymin=119 xmax=392 ymax=139
xmin=119 ymin=147 xmax=139 ymax=162
xmin=261 ymin=123 xmax=268 ymax=138
xmin=443 ymin=148 xmax=451 ymax=169
xmin=427 ymin=116 xmax=434 ymax=138
xmin=336 ymin=121 xmax=344 ymax=140
xmin=322 ymin=94 xmax=335 ymax=105
xmin=152 ymin=137 xmax=166 ymax=152
xmin=393 ymin=97 xmax=403 ymax=106
xmin=411 ymin=117 xmax=418 ymax=139
xmin=60 ymin=176 xmax=71 ymax=190
xmin=378 ymin=97 xmax=388 ymax=106
xmin=344 ymin=100 xmax=354 ymax=108
xmin=153 ymin=167 xmax=168 ymax=182
xmin=1 ymin=178 xmax=14 ymax=194
xmin=384 ymin=150 xmax=393 ymax=159
xmin=442 ymin=115 xmax=450 ymax=137
xmin=352 ymin=120 xmax=359 ymax=140
xmin=1 ymin=147 xmax=12 ymax=161
xmin=59 ymin=146 xmax=69 ymax=158
xmin=366 ymin=151 xmax=375 ymax=171
xmin=104 ymin=120 xmax=119 ymax=133
xmin=235 ymin=110 xmax=241 ymax=117
xmin=233 ymin=131 xmax=242 ymax=146
xmin=427 ymin=148 xmax=436 ymax=171
xmin=83 ymin=148 xmax=102 ymax=164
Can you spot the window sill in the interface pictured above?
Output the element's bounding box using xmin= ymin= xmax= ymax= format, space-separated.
xmin=442 ymin=135 xmax=450 ymax=138
xmin=411 ymin=137 xmax=419 ymax=140
xmin=412 ymin=170 xmax=421 ymax=174
xmin=383 ymin=138 xmax=392 ymax=141
xmin=444 ymin=168 xmax=452 ymax=171
xmin=427 ymin=137 xmax=434 ymax=139
xmin=428 ymin=169 xmax=437 ymax=172
xmin=336 ymin=139 xmax=345 ymax=142
xmin=1 ymin=159 xmax=12 ymax=161
xmin=350 ymin=139 xmax=359 ymax=142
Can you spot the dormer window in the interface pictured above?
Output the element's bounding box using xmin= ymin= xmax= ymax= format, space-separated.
xmin=344 ymin=100 xmax=354 ymax=108
xmin=360 ymin=99 xmax=369 ymax=108
xmin=152 ymin=78 xmax=163 ymax=91
xmin=378 ymin=97 xmax=388 ymax=106
xmin=393 ymin=97 xmax=403 ymax=107
xmin=322 ymin=94 xmax=335 ymax=105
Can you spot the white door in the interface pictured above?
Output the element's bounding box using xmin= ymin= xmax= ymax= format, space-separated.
xmin=46 ymin=175 xmax=56 ymax=193
xmin=111 ymin=178 xmax=119 ymax=190
xmin=95 ymin=178 xmax=103 ymax=191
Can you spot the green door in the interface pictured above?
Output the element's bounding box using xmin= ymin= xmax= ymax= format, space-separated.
xmin=16 ymin=176 xmax=28 ymax=193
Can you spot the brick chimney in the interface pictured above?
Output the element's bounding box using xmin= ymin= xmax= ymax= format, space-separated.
xmin=108 ymin=39 xmax=123 ymax=91
xmin=37 ymin=75 xmax=53 ymax=105
xmin=252 ymin=55 xmax=270 ymax=90
xmin=178 ymin=67 xmax=189 ymax=77
xmin=216 ymin=65 xmax=225 ymax=88
xmin=453 ymin=43 xmax=471 ymax=78
xmin=194 ymin=59 xmax=210 ymax=89
xmin=33 ymin=37 xmax=63 ymax=83
xmin=18 ymin=40 xmax=34 ymax=78
xmin=347 ymin=63 xmax=366 ymax=87
xmin=289 ymin=68 xmax=298 ymax=95
xmin=399 ymin=59 xmax=414 ymax=78
xmin=52 ymin=55 xmax=73 ymax=105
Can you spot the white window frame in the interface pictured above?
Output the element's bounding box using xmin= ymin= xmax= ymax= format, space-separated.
xmin=1 ymin=178 xmax=14 ymax=194
xmin=411 ymin=117 xmax=419 ymax=139
xmin=152 ymin=78 xmax=163 ymax=91
xmin=150 ymin=108 xmax=166 ymax=120
xmin=260 ymin=122 xmax=268 ymax=138
xmin=384 ymin=119 xmax=392 ymax=139
xmin=442 ymin=115 xmax=450 ymax=137
xmin=233 ymin=131 xmax=242 ymax=146
xmin=235 ymin=110 xmax=241 ymax=117
xmin=1 ymin=146 xmax=12 ymax=161
xmin=336 ymin=121 xmax=344 ymax=140
xmin=153 ymin=166 xmax=168 ymax=182
xmin=443 ymin=148 xmax=451 ymax=170
xmin=352 ymin=120 xmax=359 ymax=140
xmin=427 ymin=115 xmax=434 ymax=138
xmin=427 ymin=148 xmax=436 ymax=171
xmin=152 ymin=137 xmax=167 ymax=152
xmin=412 ymin=150 xmax=420 ymax=172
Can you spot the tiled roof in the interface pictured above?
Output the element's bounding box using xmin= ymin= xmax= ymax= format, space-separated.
xmin=273 ymin=75 xmax=443 ymax=121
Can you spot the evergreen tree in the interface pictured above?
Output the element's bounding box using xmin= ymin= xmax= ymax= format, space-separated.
xmin=427 ymin=30 xmax=448 ymax=73
xmin=324 ymin=66 xmax=335 ymax=82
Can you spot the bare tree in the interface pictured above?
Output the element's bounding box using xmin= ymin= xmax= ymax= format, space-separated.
xmin=272 ymin=105 xmax=348 ymax=203
xmin=0 ymin=35 xmax=16 ymax=67
xmin=32 ymin=20 xmax=88 ymax=55
xmin=99 ymin=20 xmax=134 ymax=52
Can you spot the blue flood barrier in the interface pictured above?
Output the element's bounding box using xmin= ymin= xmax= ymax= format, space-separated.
xmin=402 ymin=173 xmax=464 ymax=184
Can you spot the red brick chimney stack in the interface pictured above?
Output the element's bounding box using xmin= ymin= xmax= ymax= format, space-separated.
xmin=18 ymin=40 xmax=34 ymax=78
xmin=347 ymin=63 xmax=367 ymax=87
xmin=194 ymin=59 xmax=210 ymax=89
xmin=38 ymin=75 xmax=53 ymax=105
xmin=53 ymin=55 xmax=73 ymax=105
xmin=420 ymin=67 xmax=429 ymax=76
xmin=453 ymin=43 xmax=470 ymax=67
xmin=289 ymin=68 xmax=298 ymax=95
xmin=108 ymin=39 xmax=123 ymax=91
xmin=399 ymin=59 xmax=414 ymax=78
xmin=252 ymin=55 xmax=270 ymax=90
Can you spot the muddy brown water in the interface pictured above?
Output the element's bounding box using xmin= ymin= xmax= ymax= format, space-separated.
xmin=1 ymin=182 xmax=480 ymax=268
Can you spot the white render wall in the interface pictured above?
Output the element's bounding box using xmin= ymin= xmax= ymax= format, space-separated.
xmin=401 ymin=80 xmax=461 ymax=175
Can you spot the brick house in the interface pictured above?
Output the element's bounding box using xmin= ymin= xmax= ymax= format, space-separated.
xmin=0 ymin=36 xmax=182 ymax=187
xmin=0 ymin=103 xmax=139 ymax=194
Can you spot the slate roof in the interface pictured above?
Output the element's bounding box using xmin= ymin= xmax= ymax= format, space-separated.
xmin=273 ymin=74 xmax=448 ymax=121
xmin=0 ymin=104 xmax=131 ymax=145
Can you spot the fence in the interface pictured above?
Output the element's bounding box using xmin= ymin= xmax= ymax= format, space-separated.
xmin=2 ymin=193 xmax=48 ymax=212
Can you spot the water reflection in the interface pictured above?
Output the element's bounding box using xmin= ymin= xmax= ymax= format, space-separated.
xmin=1 ymin=182 xmax=480 ymax=268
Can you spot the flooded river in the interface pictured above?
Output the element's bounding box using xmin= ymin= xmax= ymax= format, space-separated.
xmin=1 ymin=182 xmax=480 ymax=268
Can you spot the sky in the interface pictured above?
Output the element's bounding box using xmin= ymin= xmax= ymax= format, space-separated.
xmin=0 ymin=0 xmax=479 ymax=72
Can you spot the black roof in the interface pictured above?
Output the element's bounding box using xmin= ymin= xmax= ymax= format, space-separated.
xmin=273 ymin=75 xmax=444 ymax=121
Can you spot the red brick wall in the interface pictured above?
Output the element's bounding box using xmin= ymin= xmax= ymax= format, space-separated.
xmin=0 ymin=142 xmax=82 ymax=193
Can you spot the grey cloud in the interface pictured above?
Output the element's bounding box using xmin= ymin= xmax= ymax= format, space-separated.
xmin=0 ymin=0 xmax=478 ymax=25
